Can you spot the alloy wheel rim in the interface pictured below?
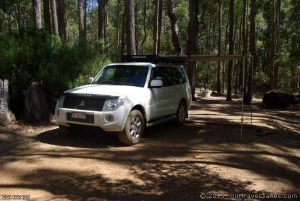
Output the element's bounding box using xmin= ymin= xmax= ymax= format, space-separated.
xmin=130 ymin=116 xmax=142 ymax=139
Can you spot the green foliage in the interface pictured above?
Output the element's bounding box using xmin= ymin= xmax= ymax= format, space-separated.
xmin=0 ymin=30 xmax=107 ymax=114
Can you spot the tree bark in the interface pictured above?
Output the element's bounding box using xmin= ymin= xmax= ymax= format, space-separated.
xmin=32 ymin=0 xmax=42 ymax=30
xmin=50 ymin=0 xmax=59 ymax=35
xmin=186 ymin=0 xmax=199 ymax=100
xmin=167 ymin=0 xmax=181 ymax=55
xmin=120 ymin=11 xmax=126 ymax=58
xmin=274 ymin=0 xmax=281 ymax=89
xmin=117 ymin=1 xmax=122 ymax=52
xmin=217 ymin=0 xmax=223 ymax=93
xmin=125 ymin=0 xmax=137 ymax=55
xmin=43 ymin=0 xmax=51 ymax=33
xmin=245 ymin=0 xmax=257 ymax=104
xmin=153 ymin=0 xmax=162 ymax=55
xmin=270 ymin=0 xmax=281 ymax=90
xmin=78 ymin=0 xmax=86 ymax=43
xmin=226 ymin=0 xmax=235 ymax=101
xmin=240 ymin=0 xmax=248 ymax=92
xmin=57 ymin=0 xmax=67 ymax=40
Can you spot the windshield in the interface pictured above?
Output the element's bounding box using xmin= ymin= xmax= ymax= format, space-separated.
xmin=92 ymin=65 xmax=148 ymax=87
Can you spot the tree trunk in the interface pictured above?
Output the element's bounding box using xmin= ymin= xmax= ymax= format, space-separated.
xmin=98 ymin=0 xmax=108 ymax=52
xmin=120 ymin=11 xmax=126 ymax=58
xmin=117 ymin=1 xmax=122 ymax=52
xmin=57 ymin=0 xmax=67 ymax=40
xmin=240 ymin=0 xmax=248 ymax=92
xmin=141 ymin=0 xmax=148 ymax=54
xmin=32 ymin=0 xmax=42 ymax=30
xmin=16 ymin=0 xmax=22 ymax=35
xmin=43 ymin=0 xmax=51 ymax=33
xmin=125 ymin=0 xmax=137 ymax=55
xmin=217 ymin=0 xmax=223 ymax=93
xmin=245 ymin=0 xmax=257 ymax=104
xmin=153 ymin=0 xmax=162 ymax=55
xmin=186 ymin=0 xmax=199 ymax=100
xmin=274 ymin=0 xmax=281 ymax=89
xmin=50 ymin=0 xmax=59 ymax=35
xmin=78 ymin=0 xmax=86 ymax=43
xmin=270 ymin=0 xmax=280 ymax=90
xmin=226 ymin=0 xmax=235 ymax=101
xmin=167 ymin=0 xmax=181 ymax=55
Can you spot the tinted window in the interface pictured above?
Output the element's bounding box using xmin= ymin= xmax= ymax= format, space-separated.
xmin=151 ymin=67 xmax=186 ymax=87
xmin=176 ymin=67 xmax=186 ymax=84
xmin=93 ymin=65 xmax=148 ymax=87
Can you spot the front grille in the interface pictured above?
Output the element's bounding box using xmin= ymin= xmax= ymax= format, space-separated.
xmin=63 ymin=94 xmax=107 ymax=111
xmin=66 ymin=113 xmax=94 ymax=123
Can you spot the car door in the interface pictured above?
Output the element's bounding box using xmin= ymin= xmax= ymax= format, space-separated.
xmin=148 ymin=67 xmax=170 ymax=120
xmin=161 ymin=67 xmax=182 ymax=114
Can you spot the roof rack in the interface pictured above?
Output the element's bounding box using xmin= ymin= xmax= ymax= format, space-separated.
xmin=120 ymin=55 xmax=186 ymax=64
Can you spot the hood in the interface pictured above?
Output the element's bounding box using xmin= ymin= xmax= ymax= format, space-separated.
xmin=65 ymin=84 xmax=145 ymax=97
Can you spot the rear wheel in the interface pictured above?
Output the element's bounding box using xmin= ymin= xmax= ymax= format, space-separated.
xmin=118 ymin=110 xmax=145 ymax=145
xmin=176 ymin=100 xmax=187 ymax=125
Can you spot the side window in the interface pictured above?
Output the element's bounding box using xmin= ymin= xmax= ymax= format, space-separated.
xmin=176 ymin=67 xmax=186 ymax=84
xmin=162 ymin=67 xmax=183 ymax=86
xmin=151 ymin=67 xmax=186 ymax=87
xmin=151 ymin=67 xmax=165 ymax=86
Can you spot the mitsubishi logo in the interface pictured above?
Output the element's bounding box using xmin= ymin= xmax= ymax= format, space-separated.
xmin=79 ymin=100 xmax=85 ymax=107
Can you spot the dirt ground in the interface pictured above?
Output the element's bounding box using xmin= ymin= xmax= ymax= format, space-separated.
xmin=0 ymin=95 xmax=299 ymax=201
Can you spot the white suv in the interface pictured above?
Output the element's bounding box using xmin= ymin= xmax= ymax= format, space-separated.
xmin=55 ymin=56 xmax=192 ymax=145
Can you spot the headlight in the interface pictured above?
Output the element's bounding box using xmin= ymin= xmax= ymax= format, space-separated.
xmin=57 ymin=95 xmax=65 ymax=108
xmin=103 ymin=97 xmax=125 ymax=111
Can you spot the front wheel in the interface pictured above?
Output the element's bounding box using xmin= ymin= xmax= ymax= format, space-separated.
xmin=118 ymin=110 xmax=145 ymax=145
xmin=176 ymin=101 xmax=187 ymax=125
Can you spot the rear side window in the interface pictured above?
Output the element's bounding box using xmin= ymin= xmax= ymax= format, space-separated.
xmin=176 ymin=67 xmax=187 ymax=84
xmin=151 ymin=67 xmax=186 ymax=87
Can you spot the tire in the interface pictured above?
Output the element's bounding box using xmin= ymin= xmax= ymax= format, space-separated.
xmin=176 ymin=100 xmax=187 ymax=126
xmin=118 ymin=110 xmax=145 ymax=145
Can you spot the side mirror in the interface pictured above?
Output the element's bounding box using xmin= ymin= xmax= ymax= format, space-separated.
xmin=88 ymin=77 xmax=94 ymax=84
xmin=150 ymin=79 xmax=163 ymax=88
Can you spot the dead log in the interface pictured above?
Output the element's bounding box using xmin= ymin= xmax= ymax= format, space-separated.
xmin=263 ymin=91 xmax=297 ymax=108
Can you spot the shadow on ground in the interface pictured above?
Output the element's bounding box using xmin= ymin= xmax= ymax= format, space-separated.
xmin=0 ymin=98 xmax=299 ymax=200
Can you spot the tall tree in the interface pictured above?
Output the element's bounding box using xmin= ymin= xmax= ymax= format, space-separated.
xmin=125 ymin=0 xmax=136 ymax=55
xmin=153 ymin=0 xmax=162 ymax=55
xmin=186 ymin=0 xmax=199 ymax=100
xmin=245 ymin=0 xmax=257 ymax=104
xmin=50 ymin=0 xmax=59 ymax=35
xmin=78 ymin=0 xmax=86 ymax=43
xmin=240 ymin=0 xmax=248 ymax=93
xmin=226 ymin=0 xmax=235 ymax=101
xmin=43 ymin=0 xmax=51 ymax=33
xmin=98 ymin=0 xmax=108 ymax=53
xmin=141 ymin=0 xmax=148 ymax=53
xmin=32 ymin=0 xmax=42 ymax=30
xmin=217 ymin=0 xmax=223 ymax=93
xmin=57 ymin=0 xmax=67 ymax=40
xmin=269 ymin=0 xmax=281 ymax=90
xmin=167 ymin=0 xmax=181 ymax=55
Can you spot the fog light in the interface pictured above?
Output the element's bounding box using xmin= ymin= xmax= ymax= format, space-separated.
xmin=105 ymin=115 xmax=114 ymax=122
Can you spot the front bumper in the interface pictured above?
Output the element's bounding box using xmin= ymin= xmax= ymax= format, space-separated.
xmin=55 ymin=107 xmax=128 ymax=132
